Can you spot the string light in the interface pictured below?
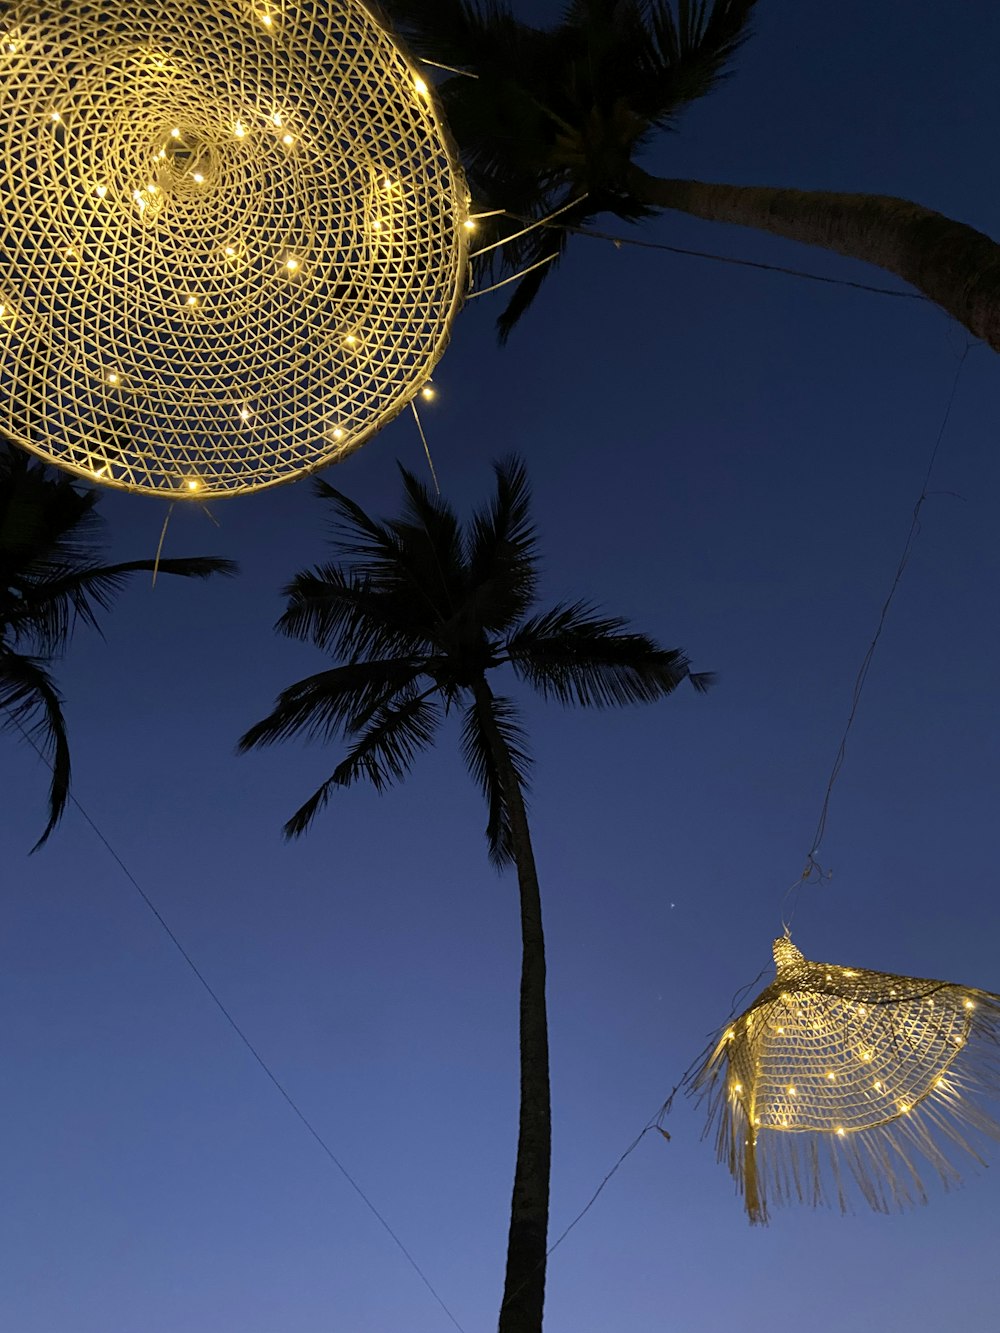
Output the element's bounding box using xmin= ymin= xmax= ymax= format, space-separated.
xmin=0 ymin=0 xmax=468 ymax=497
xmin=420 ymin=383 xmax=436 ymax=401
xmin=413 ymin=76 xmax=428 ymax=95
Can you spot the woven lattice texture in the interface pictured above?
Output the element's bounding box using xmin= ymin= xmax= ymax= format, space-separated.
xmin=692 ymin=937 xmax=1000 ymax=1223
xmin=0 ymin=0 xmax=468 ymax=497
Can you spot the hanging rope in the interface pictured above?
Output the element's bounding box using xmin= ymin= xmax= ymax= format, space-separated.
xmin=781 ymin=340 xmax=973 ymax=930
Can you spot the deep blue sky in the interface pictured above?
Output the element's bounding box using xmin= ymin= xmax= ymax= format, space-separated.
xmin=5 ymin=2 xmax=1000 ymax=1330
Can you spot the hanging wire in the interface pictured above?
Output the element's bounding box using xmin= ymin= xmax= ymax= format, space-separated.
xmin=4 ymin=713 xmax=468 ymax=1333
xmin=467 ymin=254 xmax=558 ymax=300
xmin=150 ymin=503 xmax=174 ymax=587
xmin=411 ymin=400 xmax=440 ymax=494
xmin=469 ymin=195 xmax=588 ymax=260
xmin=501 ymin=211 xmax=931 ymax=303
xmin=780 ymin=340 xmax=974 ymax=932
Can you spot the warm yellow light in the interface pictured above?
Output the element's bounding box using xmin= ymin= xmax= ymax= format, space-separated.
xmin=186 ymin=294 xmax=197 ymax=306
xmin=272 ymin=111 xmax=283 ymax=127
xmin=285 ymin=257 xmax=300 ymax=271
xmin=261 ymin=13 xmax=273 ymax=26
xmin=107 ymin=372 xmax=119 ymax=384
xmin=964 ymin=999 xmax=975 ymax=1010
xmin=186 ymin=478 xmax=200 ymax=491
xmin=383 ymin=176 xmax=396 ymax=190
xmin=835 ymin=1127 xmax=846 ymax=1137
xmin=332 ymin=426 xmax=345 ymax=440
xmin=240 ymin=406 xmax=251 ymax=421
xmin=733 ymin=1083 xmax=743 ymax=1094
xmin=874 ymin=1080 xmax=883 ymax=1090
xmin=282 ymin=133 xmax=294 ymax=146
xmin=787 ymin=1086 xmax=796 ymax=1095
xmin=234 ymin=121 xmax=246 ymax=138
xmin=96 ymin=184 xmax=108 ymax=198
xmin=344 ymin=334 xmax=357 ymax=346
xmin=463 ymin=219 xmax=475 ymax=230
xmin=826 ymin=1071 xmax=836 ymax=1081
xmin=225 ymin=245 xmax=236 ymax=257
xmin=414 ymin=76 xmax=428 ymax=95
xmin=171 ymin=127 xmax=181 ymax=139
xmin=193 ymin=172 xmax=204 ymax=183
xmin=776 ymin=1026 xmax=784 ymax=1035
xmin=50 ymin=112 xmax=61 ymax=123
xmin=421 ymin=383 xmax=436 ymax=400
xmin=899 ymin=1102 xmax=911 ymax=1114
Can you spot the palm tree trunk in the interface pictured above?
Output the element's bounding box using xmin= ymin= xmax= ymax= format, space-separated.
xmin=472 ymin=678 xmax=551 ymax=1333
xmin=625 ymin=166 xmax=1000 ymax=352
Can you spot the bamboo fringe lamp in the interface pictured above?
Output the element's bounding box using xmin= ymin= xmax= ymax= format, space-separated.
xmin=0 ymin=0 xmax=468 ymax=497
xmin=692 ymin=936 xmax=1000 ymax=1223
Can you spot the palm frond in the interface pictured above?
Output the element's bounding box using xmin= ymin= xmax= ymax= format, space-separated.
xmin=505 ymin=601 xmax=707 ymax=706
xmin=646 ymin=0 xmax=759 ymax=124
xmin=7 ymin=556 xmax=236 ymax=653
xmin=461 ymin=691 xmax=531 ymax=867
xmin=277 ymin=564 xmax=436 ymax=660
xmin=282 ymin=691 xmax=442 ymax=837
xmin=0 ymin=648 xmax=71 ymax=851
xmin=238 ymin=658 xmax=425 ymax=752
xmin=464 ymin=455 xmax=539 ymax=626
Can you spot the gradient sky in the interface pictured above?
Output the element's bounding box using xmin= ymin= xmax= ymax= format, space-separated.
xmin=4 ymin=2 xmax=1000 ymax=1330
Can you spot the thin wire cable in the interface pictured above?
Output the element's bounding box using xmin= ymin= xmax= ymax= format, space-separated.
xmin=150 ymin=503 xmax=174 ymax=588
xmin=411 ymin=400 xmax=440 ymax=494
xmin=502 ymin=212 xmax=930 ymax=302
xmin=467 ymin=254 xmax=557 ymax=299
xmin=6 ymin=713 xmax=468 ymax=1333
xmin=470 ymin=195 xmax=587 ymax=259
xmin=781 ymin=340 xmax=974 ymax=931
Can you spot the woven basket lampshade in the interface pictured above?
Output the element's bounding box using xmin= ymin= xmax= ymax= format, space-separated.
xmin=693 ymin=937 xmax=1000 ymax=1223
xmin=0 ymin=0 xmax=468 ymax=497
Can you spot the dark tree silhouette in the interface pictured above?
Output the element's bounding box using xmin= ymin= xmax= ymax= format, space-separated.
xmin=0 ymin=442 xmax=236 ymax=849
xmin=381 ymin=0 xmax=1000 ymax=348
xmin=240 ymin=458 xmax=711 ymax=1333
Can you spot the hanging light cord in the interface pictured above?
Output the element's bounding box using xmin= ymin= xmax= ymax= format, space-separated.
xmin=5 ymin=715 xmax=468 ymax=1333
xmin=781 ymin=339 xmax=974 ymax=930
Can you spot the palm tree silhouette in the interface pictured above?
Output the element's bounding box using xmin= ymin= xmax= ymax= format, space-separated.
xmin=384 ymin=0 xmax=1000 ymax=349
xmin=0 ymin=442 xmax=236 ymax=849
xmin=240 ymin=458 xmax=711 ymax=1333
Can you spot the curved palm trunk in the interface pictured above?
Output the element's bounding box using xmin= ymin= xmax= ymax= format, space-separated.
xmin=625 ymin=166 xmax=1000 ymax=352
xmin=472 ymin=678 xmax=550 ymax=1333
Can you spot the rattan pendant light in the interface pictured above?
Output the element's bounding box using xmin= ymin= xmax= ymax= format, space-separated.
xmin=0 ymin=0 xmax=468 ymax=497
xmin=692 ymin=936 xmax=1000 ymax=1222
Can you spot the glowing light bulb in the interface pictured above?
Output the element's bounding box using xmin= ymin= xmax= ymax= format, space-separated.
xmin=282 ymin=133 xmax=294 ymax=146
xmin=787 ymin=1086 xmax=796 ymax=1095
xmin=898 ymin=1102 xmax=911 ymax=1114
xmin=261 ymin=13 xmax=273 ymax=26
xmin=935 ymin=1077 xmax=946 ymax=1089
xmin=272 ymin=112 xmax=283 ymax=127
xmin=171 ymin=127 xmax=181 ymax=139
xmin=724 ymin=1029 xmax=735 ymax=1042
xmin=225 ymin=245 xmax=236 ymax=257
xmin=964 ymin=999 xmax=975 ymax=1010
xmin=732 ymin=1083 xmax=743 ymax=1094
xmin=373 ymin=219 xmax=383 ymax=231
xmin=332 ymin=426 xmax=345 ymax=440
xmin=50 ymin=112 xmax=61 ymax=123
xmin=186 ymin=479 xmax=200 ymax=492
xmin=463 ymin=219 xmax=475 ymax=231
xmin=414 ymin=76 xmax=428 ymax=95
xmin=192 ymin=172 xmax=204 ymax=184
xmin=240 ymin=406 xmax=251 ymax=421
xmin=344 ymin=334 xmax=357 ymax=347
xmin=107 ymin=372 xmax=119 ymax=384
xmin=234 ymin=121 xmax=246 ymax=138
xmin=874 ymin=1080 xmax=883 ymax=1090
xmin=421 ymin=383 xmax=436 ymax=401
xmin=186 ymin=294 xmax=197 ymax=307
xmin=285 ymin=257 xmax=300 ymax=272
xmin=835 ymin=1127 xmax=846 ymax=1137
xmin=826 ymin=1071 xmax=836 ymax=1081
xmin=96 ymin=184 xmax=108 ymax=198
xmin=383 ymin=176 xmax=396 ymax=190
xmin=775 ymin=1026 xmax=784 ymax=1035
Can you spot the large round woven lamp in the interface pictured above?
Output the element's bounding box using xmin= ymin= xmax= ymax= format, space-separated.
xmin=0 ymin=0 xmax=468 ymax=497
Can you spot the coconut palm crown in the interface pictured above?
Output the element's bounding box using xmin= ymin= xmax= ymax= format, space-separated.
xmin=382 ymin=0 xmax=1000 ymax=349
xmin=0 ymin=442 xmax=236 ymax=849
xmin=240 ymin=457 xmax=711 ymax=1333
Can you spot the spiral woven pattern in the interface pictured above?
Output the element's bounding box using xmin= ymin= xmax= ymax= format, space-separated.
xmin=0 ymin=0 xmax=468 ymax=497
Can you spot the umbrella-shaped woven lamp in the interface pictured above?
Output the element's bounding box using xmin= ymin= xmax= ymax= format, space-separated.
xmin=692 ymin=936 xmax=1000 ymax=1223
xmin=0 ymin=0 xmax=468 ymax=497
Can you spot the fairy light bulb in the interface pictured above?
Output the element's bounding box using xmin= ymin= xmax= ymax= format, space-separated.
xmin=332 ymin=426 xmax=345 ymax=440
xmin=96 ymin=184 xmax=108 ymax=198
xmin=421 ymin=383 xmax=436 ymax=401
xmin=285 ymin=257 xmax=300 ymax=272
xmin=170 ymin=127 xmax=181 ymax=139
xmin=107 ymin=371 xmax=119 ymax=384
xmin=186 ymin=478 xmax=200 ymax=491
xmin=234 ymin=120 xmax=246 ymax=138
xmin=282 ymin=132 xmax=294 ymax=146
xmin=413 ymin=76 xmax=428 ymax=95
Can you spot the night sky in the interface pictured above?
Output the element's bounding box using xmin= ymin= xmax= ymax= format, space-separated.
xmin=4 ymin=2 xmax=1000 ymax=1330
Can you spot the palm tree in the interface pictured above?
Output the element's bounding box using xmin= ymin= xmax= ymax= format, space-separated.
xmin=0 ymin=441 xmax=236 ymax=850
xmin=381 ymin=0 xmax=1000 ymax=348
xmin=239 ymin=457 xmax=711 ymax=1333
